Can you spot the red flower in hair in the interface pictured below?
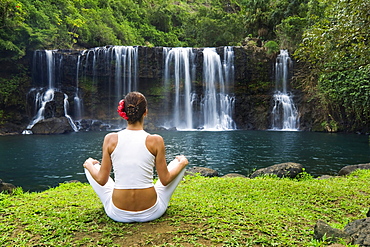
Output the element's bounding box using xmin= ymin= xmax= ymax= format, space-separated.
xmin=117 ymin=100 xmax=129 ymax=120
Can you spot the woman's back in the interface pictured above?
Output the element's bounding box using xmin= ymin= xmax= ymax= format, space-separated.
xmin=111 ymin=129 xmax=155 ymax=190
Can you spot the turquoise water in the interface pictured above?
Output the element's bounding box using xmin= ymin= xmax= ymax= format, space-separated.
xmin=0 ymin=130 xmax=369 ymax=191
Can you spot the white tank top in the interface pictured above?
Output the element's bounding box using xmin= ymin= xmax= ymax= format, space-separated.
xmin=111 ymin=129 xmax=155 ymax=189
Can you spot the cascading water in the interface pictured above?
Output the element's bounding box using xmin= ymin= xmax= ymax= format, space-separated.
xmin=202 ymin=47 xmax=236 ymax=130
xmin=23 ymin=50 xmax=57 ymax=134
xmin=74 ymin=53 xmax=83 ymax=120
xmin=23 ymin=89 xmax=55 ymax=134
xmin=112 ymin=46 xmax=139 ymax=110
xmin=25 ymin=46 xmax=140 ymax=133
xmin=163 ymin=47 xmax=236 ymax=130
xmin=163 ymin=47 xmax=196 ymax=130
xmin=271 ymin=50 xmax=299 ymax=130
xmin=109 ymin=46 xmax=139 ymax=129
xmin=79 ymin=46 xmax=138 ymax=121
xmin=63 ymin=94 xmax=78 ymax=132
xmin=24 ymin=46 xmax=236 ymax=133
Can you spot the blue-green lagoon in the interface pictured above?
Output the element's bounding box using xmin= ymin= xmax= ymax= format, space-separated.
xmin=0 ymin=130 xmax=369 ymax=191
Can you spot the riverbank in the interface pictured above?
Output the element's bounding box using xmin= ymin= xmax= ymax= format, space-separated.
xmin=1 ymin=170 xmax=369 ymax=246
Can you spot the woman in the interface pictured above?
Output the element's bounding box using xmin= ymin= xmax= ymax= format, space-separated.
xmin=83 ymin=92 xmax=188 ymax=223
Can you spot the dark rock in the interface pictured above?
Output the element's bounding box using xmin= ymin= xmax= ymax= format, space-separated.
xmin=222 ymin=173 xmax=247 ymax=178
xmin=344 ymin=218 xmax=370 ymax=246
xmin=89 ymin=121 xmax=110 ymax=131
xmin=186 ymin=167 xmax=218 ymax=177
xmin=0 ymin=179 xmax=16 ymax=193
xmin=65 ymin=180 xmax=81 ymax=184
xmin=313 ymin=220 xmax=351 ymax=242
xmin=338 ymin=163 xmax=370 ymax=176
xmin=44 ymin=91 xmax=65 ymax=118
xmin=250 ymin=162 xmax=303 ymax=179
xmin=316 ymin=175 xmax=335 ymax=180
xmin=31 ymin=117 xmax=74 ymax=134
xmin=75 ymin=119 xmax=113 ymax=132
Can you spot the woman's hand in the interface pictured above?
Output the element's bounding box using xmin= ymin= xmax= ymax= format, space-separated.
xmin=83 ymin=157 xmax=100 ymax=168
xmin=175 ymin=155 xmax=188 ymax=168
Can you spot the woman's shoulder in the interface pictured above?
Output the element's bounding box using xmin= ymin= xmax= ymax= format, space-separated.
xmin=146 ymin=133 xmax=164 ymax=142
xmin=146 ymin=134 xmax=164 ymax=156
xmin=105 ymin=132 xmax=118 ymax=138
xmin=104 ymin=132 xmax=118 ymax=143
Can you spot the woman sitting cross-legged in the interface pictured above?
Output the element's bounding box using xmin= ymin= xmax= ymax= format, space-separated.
xmin=83 ymin=91 xmax=188 ymax=223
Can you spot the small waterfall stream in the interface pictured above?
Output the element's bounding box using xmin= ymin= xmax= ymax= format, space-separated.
xmin=23 ymin=50 xmax=79 ymax=134
xmin=23 ymin=50 xmax=56 ymax=134
xmin=271 ymin=50 xmax=299 ymax=130
xmin=74 ymin=53 xmax=83 ymax=120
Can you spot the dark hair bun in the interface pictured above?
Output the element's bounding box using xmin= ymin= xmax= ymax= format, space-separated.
xmin=123 ymin=92 xmax=147 ymax=124
xmin=126 ymin=104 xmax=139 ymax=116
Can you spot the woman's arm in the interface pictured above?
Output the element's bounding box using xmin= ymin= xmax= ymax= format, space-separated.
xmin=147 ymin=134 xmax=188 ymax=186
xmin=83 ymin=133 xmax=117 ymax=186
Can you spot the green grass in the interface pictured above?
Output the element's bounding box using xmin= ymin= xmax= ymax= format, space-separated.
xmin=1 ymin=170 xmax=370 ymax=246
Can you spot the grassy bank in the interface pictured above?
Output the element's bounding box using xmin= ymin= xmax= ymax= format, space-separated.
xmin=1 ymin=171 xmax=370 ymax=246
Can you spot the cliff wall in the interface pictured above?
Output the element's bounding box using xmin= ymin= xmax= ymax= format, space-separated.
xmin=1 ymin=46 xmax=318 ymax=133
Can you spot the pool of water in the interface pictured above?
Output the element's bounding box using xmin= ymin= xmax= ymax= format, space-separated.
xmin=0 ymin=130 xmax=369 ymax=191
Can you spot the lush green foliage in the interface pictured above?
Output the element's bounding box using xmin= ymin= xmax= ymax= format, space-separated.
xmin=319 ymin=66 xmax=370 ymax=130
xmin=1 ymin=171 xmax=370 ymax=246
xmin=264 ymin=40 xmax=279 ymax=55
xmin=295 ymin=0 xmax=370 ymax=131
xmin=0 ymin=0 xmax=325 ymax=57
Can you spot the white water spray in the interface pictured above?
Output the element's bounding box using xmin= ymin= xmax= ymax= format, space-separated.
xmin=163 ymin=47 xmax=235 ymax=130
xmin=202 ymin=47 xmax=236 ymax=130
xmin=164 ymin=47 xmax=195 ymax=130
xmin=112 ymin=46 xmax=139 ymax=107
xmin=74 ymin=53 xmax=84 ymax=120
xmin=64 ymin=94 xmax=78 ymax=132
xmin=23 ymin=50 xmax=78 ymax=134
xmin=271 ymin=50 xmax=299 ymax=130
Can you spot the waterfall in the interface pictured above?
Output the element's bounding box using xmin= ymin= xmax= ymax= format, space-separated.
xmin=45 ymin=50 xmax=55 ymax=89
xmin=23 ymin=50 xmax=77 ymax=134
xmin=163 ymin=47 xmax=196 ymax=130
xmin=74 ymin=53 xmax=83 ymax=120
xmin=202 ymin=47 xmax=236 ymax=130
xmin=23 ymin=50 xmax=57 ymax=134
xmin=22 ymin=89 xmax=55 ymax=134
xmin=271 ymin=50 xmax=299 ymax=130
xmin=163 ymin=47 xmax=235 ymax=130
xmin=64 ymin=94 xmax=78 ymax=132
xmin=24 ymin=46 xmax=237 ymax=133
xmin=112 ymin=46 xmax=138 ymax=107
xmin=79 ymin=46 xmax=138 ymax=121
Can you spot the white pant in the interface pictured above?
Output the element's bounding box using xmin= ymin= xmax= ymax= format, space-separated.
xmin=84 ymin=160 xmax=185 ymax=223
